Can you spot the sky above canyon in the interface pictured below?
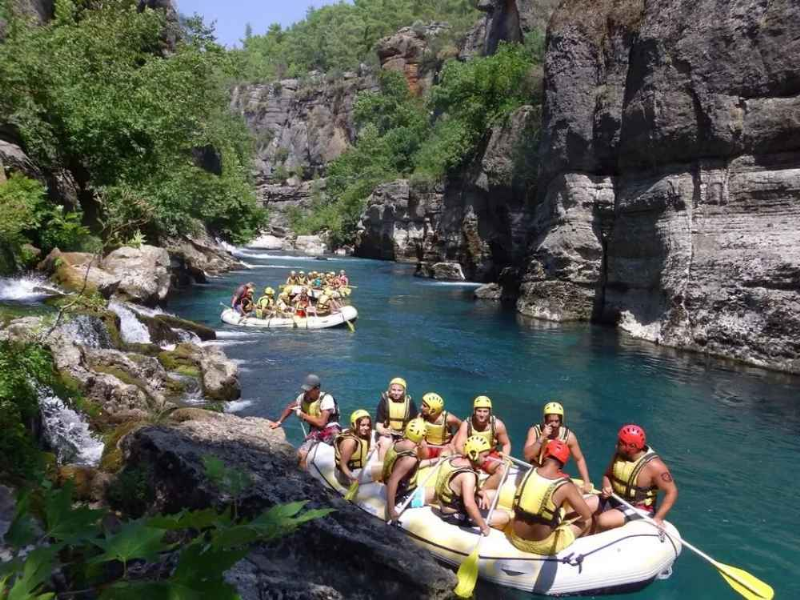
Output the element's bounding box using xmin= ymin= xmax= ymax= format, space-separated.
xmin=177 ymin=0 xmax=345 ymax=47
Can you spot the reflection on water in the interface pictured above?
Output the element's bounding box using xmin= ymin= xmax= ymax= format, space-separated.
xmin=170 ymin=250 xmax=800 ymax=600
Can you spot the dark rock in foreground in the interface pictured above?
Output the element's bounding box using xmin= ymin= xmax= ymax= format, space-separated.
xmin=122 ymin=412 xmax=457 ymax=599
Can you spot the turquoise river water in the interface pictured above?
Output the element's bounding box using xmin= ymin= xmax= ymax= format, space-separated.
xmin=169 ymin=248 xmax=800 ymax=600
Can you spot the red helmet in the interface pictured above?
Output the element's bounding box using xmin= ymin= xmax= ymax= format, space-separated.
xmin=618 ymin=424 xmax=646 ymax=450
xmin=543 ymin=440 xmax=570 ymax=466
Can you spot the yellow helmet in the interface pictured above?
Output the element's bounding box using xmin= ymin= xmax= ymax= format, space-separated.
xmin=543 ymin=401 xmax=564 ymax=418
xmin=350 ymin=409 xmax=371 ymax=430
xmin=404 ymin=418 xmax=426 ymax=443
xmin=389 ymin=377 xmax=407 ymax=390
xmin=473 ymin=396 xmax=492 ymax=410
xmin=422 ymin=392 xmax=444 ymax=416
xmin=264 ymin=287 xmax=275 ymax=295
xmin=464 ymin=435 xmax=491 ymax=462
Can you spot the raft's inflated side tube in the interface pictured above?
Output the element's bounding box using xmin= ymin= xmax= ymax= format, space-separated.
xmin=220 ymin=305 xmax=358 ymax=329
xmin=306 ymin=442 xmax=682 ymax=597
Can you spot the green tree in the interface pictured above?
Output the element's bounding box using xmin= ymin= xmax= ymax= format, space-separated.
xmin=0 ymin=0 xmax=265 ymax=245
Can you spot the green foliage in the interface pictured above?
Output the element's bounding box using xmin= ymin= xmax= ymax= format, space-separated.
xmin=292 ymin=42 xmax=543 ymax=245
xmin=105 ymin=464 xmax=154 ymax=518
xmin=1 ymin=462 xmax=332 ymax=598
xmin=202 ymin=455 xmax=252 ymax=520
xmin=233 ymin=0 xmax=480 ymax=81
xmin=0 ymin=0 xmax=266 ymax=245
xmin=0 ymin=342 xmax=65 ymax=480
xmin=0 ymin=173 xmax=98 ymax=264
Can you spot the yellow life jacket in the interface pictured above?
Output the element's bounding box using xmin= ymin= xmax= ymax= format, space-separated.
xmin=434 ymin=456 xmax=477 ymax=510
xmin=611 ymin=446 xmax=659 ymax=508
xmin=382 ymin=442 xmax=419 ymax=494
xmin=334 ymin=431 xmax=369 ymax=471
xmin=299 ymin=392 xmax=339 ymax=431
xmin=467 ymin=415 xmax=496 ymax=449
xmin=382 ymin=392 xmax=413 ymax=435
xmin=532 ymin=424 xmax=571 ymax=464
xmin=286 ymin=277 xmax=298 ymax=285
xmin=425 ymin=411 xmax=451 ymax=446
xmin=513 ymin=468 xmax=570 ymax=526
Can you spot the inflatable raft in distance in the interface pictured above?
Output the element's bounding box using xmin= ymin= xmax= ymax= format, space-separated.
xmin=220 ymin=305 xmax=357 ymax=329
xmin=307 ymin=442 xmax=682 ymax=596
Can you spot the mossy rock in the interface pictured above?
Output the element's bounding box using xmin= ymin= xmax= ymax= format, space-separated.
xmin=123 ymin=342 xmax=163 ymax=357
xmin=100 ymin=421 xmax=145 ymax=474
xmin=154 ymin=314 xmax=216 ymax=341
xmin=58 ymin=465 xmax=98 ymax=500
xmin=157 ymin=343 xmax=200 ymax=372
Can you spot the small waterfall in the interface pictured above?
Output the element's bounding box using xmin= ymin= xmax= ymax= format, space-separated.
xmin=0 ymin=274 xmax=62 ymax=302
xmin=60 ymin=314 xmax=114 ymax=349
xmin=108 ymin=301 xmax=152 ymax=345
xmin=38 ymin=386 xmax=104 ymax=467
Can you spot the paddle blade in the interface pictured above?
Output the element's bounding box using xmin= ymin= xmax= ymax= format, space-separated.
xmin=345 ymin=319 xmax=355 ymax=333
xmin=343 ymin=480 xmax=359 ymax=502
xmin=454 ymin=546 xmax=480 ymax=598
xmin=717 ymin=562 xmax=774 ymax=600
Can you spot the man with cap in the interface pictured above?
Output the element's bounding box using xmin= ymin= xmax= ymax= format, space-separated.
xmin=231 ymin=282 xmax=255 ymax=314
xmin=596 ymin=424 xmax=678 ymax=531
xmin=268 ymin=374 xmax=341 ymax=468
xmin=375 ymin=376 xmax=418 ymax=459
xmin=523 ymin=401 xmax=594 ymax=494
xmin=510 ymin=439 xmax=599 ymax=555
xmin=452 ymin=396 xmax=511 ymax=491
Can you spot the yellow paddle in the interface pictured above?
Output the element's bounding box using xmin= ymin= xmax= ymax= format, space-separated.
xmin=344 ymin=444 xmax=378 ymax=502
xmin=344 ymin=317 xmax=355 ymax=333
xmin=454 ymin=459 xmax=512 ymax=598
xmin=609 ymin=493 xmax=773 ymax=600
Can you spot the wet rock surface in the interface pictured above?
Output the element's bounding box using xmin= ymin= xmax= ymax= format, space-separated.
xmin=121 ymin=412 xmax=457 ymax=599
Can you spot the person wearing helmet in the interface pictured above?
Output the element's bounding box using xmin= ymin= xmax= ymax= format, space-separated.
xmin=419 ymin=392 xmax=462 ymax=459
xmin=276 ymin=289 xmax=292 ymax=316
xmin=510 ymin=439 xmax=599 ymax=555
xmin=376 ymin=377 xmax=418 ymax=460
xmin=254 ymin=286 xmax=276 ymax=319
xmin=383 ymin=418 xmax=426 ymax=523
xmin=293 ymin=287 xmax=311 ymax=318
xmin=523 ymin=401 xmax=594 ymax=494
xmin=334 ymin=410 xmax=377 ymax=486
xmin=597 ymin=424 xmax=677 ymax=531
xmin=231 ymin=282 xmax=256 ymax=314
xmin=296 ymin=270 xmax=308 ymax=285
xmin=268 ymin=374 xmax=341 ymax=469
xmin=285 ymin=271 xmax=298 ymax=286
xmin=433 ymin=435 xmax=511 ymax=535
xmin=453 ymin=396 xmax=511 ymax=491
xmin=338 ymin=269 xmax=349 ymax=287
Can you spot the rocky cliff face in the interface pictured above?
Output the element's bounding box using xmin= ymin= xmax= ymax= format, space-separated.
xmin=519 ymin=0 xmax=800 ymax=373
xmin=460 ymin=0 xmax=559 ymax=59
xmin=230 ymin=73 xmax=377 ymax=232
xmin=356 ymin=106 xmax=539 ymax=281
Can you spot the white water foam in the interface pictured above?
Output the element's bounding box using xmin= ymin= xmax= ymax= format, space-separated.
xmin=215 ymin=330 xmax=261 ymax=339
xmin=224 ymin=399 xmax=253 ymax=413
xmin=108 ymin=301 xmax=152 ymax=344
xmin=39 ymin=386 xmax=104 ymax=466
xmin=0 ymin=274 xmax=62 ymax=302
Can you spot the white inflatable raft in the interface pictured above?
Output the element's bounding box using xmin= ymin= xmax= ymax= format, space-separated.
xmin=307 ymin=442 xmax=681 ymax=596
xmin=220 ymin=305 xmax=357 ymax=329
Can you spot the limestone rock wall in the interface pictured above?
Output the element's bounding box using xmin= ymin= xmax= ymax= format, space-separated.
xmin=230 ymin=73 xmax=377 ymax=233
xmin=355 ymin=105 xmax=539 ymax=281
xmin=519 ymin=0 xmax=800 ymax=373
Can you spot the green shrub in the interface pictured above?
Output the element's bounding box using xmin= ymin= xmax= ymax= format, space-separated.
xmin=0 ymin=342 xmax=64 ymax=480
xmin=1 ymin=459 xmax=333 ymax=598
xmin=0 ymin=0 xmax=266 ymax=245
